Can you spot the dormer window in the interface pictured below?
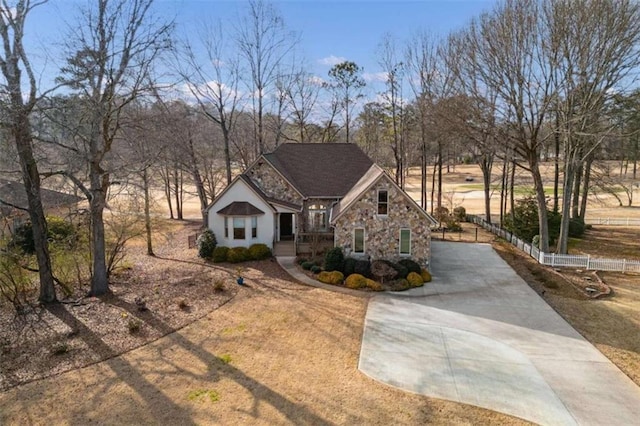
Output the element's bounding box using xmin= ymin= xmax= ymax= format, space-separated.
xmin=377 ymin=190 xmax=388 ymax=215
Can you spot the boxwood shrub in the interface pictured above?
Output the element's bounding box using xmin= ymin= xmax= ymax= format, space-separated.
xmin=227 ymin=247 xmax=250 ymax=263
xmin=212 ymin=246 xmax=229 ymax=263
xmin=317 ymin=270 xmax=344 ymax=285
xmin=248 ymin=243 xmax=272 ymax=260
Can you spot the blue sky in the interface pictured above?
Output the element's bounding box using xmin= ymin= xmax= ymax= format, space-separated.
xmin=23 ymin=0 xmax=495 ymax=98
xmin=170 ymin=1 xmax=494 ymax=91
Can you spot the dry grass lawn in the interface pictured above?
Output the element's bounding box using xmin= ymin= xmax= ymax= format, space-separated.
xmin=0 ymin=220 xmax=529 ymax=425
xmin=1 ymin=161 xmax=637 ymax=424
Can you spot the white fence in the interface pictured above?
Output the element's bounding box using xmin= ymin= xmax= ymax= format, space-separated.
xmin=585 ymin=218 xmax=640 ymax=226
xmin=469 ymin=215 xmax=640 ymax=273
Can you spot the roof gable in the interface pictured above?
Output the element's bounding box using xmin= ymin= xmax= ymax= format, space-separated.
xmin=204 ymin=174 xmax=301 ymax=214
xmin=330 ymin=165 xmax=438 ymax=226
xmin=217 ymin=201 xmax=265 ymax=216
xmin=262 ymin=143 xmax=374 ymax=197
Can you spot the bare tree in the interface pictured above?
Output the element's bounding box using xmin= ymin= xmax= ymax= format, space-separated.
xmin=0 ymin=0 xmax=56 ymax=302
xmin=177 ymin=20 xmax=240 ymax=185
xmin=405 ymin=31 xmax=455 ymax=213
xmin=406 ymin=31 xmax=437 ymax=209
xmin=236 ymin=0 xmax=297 ymax=155
xmin=548 ymin=0 xmax=640 ymax=253
xmin=286 ymin=69 xmax=320 ymax=143
xmin=55 ymin=0 xmax=172 ymax=296
xmin=455 ymin=0 xmax=556 ymax=251
xmin=447 ymin=33 xmax=500 ymax=223
xmin=378 ymin=34 xmax=406 ymax=188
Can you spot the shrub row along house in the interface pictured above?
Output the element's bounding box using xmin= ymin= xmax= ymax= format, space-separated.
xmin=205 ymin=143 xmax=438 ymax=267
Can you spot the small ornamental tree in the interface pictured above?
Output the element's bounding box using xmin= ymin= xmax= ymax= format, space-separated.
xmin=324 ymin=247 xmax=344 ymax=272
xmin=197 ymin=230 xmax=217 ymax=259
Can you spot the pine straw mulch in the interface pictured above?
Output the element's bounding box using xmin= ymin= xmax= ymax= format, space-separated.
xmin=0 ymin=220 xmax=243 ymax=391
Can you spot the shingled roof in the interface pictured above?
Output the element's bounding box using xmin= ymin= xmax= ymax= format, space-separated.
xmin=217 ymin=201 xmax=265 ymax=216
xmin=0 ymin=179 xmax=82 ymax=215
xmin=262 ymin=143 xmax=374 ymax=197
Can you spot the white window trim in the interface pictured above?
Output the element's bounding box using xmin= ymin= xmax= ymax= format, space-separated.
xmin=308 ymin=203 xmax=328 ymax=231
xmin=233 ymin=217 xmax=246 ymax=240
xmin=251 ymin=216 xmax=258 ymax=239
xmin=399 ymin=228 xmax=411 ymax=256
xmin=353 ymin=228 xmax=365 ymax=254
xmin=377 ymin=189 xmax=388 ymax=217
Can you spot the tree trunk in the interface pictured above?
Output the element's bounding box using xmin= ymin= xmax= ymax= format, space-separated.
xmin=557 ymin=157 xmax=576 ymax=255
xmin=500 ymin=153 xmax=508 ymax=226
xmin=162 ymin=166 xmax=174 ymax=219
xmin=89 ymin=174 xmax=109 ymax=296
xmin=14 ymin=118 xmax=57 ymax=303
xmin=553 ymin=112 xmax=560 ymax=212
xmin=173 ymin=168 xmax=183 ymax=220
xmin=633 ymin=135 xmax=638 ymax=180
xmin=509 ymin=160 xmax=516 ymax=217
xmin=430 ymin=156 xmax=437 ymax=216
xmin=530 ymin=158 xmax=550 ymax=252
xmin=579 ymin=155 xmax=593 ymax=220
xmin=222 ymin=124 xmax=232 ymax=185
xmin=143 ymin=168 xmax=154 ymax=256
xmin=571 ymin=160 xmax=583 ymax=218
xmin=480 ymin=155 xmax=493 ymax=224
xmin=437 ymin=141 xmax=443 ymax=211
xmin=187 ymin=137 xmax=209 ymax=223
xmin=345 ymin=102 xmax=350 ymax=144
xmin=421 ymin=136 xmax=427 ymax=210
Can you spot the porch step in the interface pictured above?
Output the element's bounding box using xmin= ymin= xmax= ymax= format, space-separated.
xmin=273 ymin=242 xmax=296 ymax=257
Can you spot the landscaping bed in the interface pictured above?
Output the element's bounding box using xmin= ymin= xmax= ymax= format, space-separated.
xmin=295 ymin=248 xmax=432 ymax=292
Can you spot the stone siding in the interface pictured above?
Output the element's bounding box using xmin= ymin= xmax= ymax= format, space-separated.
xmin=333 ymin=180 xmax=431 ymax=266
xmin=246 ymin=161 xmax=303 ymax=205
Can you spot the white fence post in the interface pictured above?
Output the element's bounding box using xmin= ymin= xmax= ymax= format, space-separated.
xmin=587 ymin=255 xmax=590 ymax=270
xmin=623 ymin=259 xmax=626 ymax=274
xmin=551 ymin=253 xmax=555 ymax=268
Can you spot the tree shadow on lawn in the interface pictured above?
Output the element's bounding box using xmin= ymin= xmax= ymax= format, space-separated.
xmin=42 ymin=303 xmax=196 ymax=424
xmin=2 ymin=294 xmax=336 ymax=424
xmin=102 ymin=294 xmax=333 ymax=425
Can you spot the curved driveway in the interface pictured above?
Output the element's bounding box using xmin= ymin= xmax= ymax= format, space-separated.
xmin=359 ymin=242 xmax=640 ymax=425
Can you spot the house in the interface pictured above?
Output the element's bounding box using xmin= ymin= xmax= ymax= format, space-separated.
xmin=205 ymin=143 xmax=438 ymax=266
xmin=0 ymin=179 xmax=82 ymax=238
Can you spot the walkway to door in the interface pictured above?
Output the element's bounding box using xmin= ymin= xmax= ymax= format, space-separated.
xmin=359 ymin=242 xmax=640 ymax=425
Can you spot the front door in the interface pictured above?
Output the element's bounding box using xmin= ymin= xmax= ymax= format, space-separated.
xmin=280 ymin=213 xmax=294 ymax=241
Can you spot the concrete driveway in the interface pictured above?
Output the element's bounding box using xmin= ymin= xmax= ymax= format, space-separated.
xmin=359 ymin=242 xmax=640 ymax=425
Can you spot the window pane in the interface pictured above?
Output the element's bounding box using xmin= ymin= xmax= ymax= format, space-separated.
xmin=252 ymin=217 xmax=257 ymax=238
xmin=309 ymin=204 xmax=327 ymax=230
xmin=354 ymin=229 xmax=364 ymax=253
xmin=224 ymin=217 xmax=228 ymax=238
xmin=378 ymin=190 xmax=388 ymax=215
xmin=400 ymin=229 xmax=411 ymax=254
xmin=233 ymin=218 xmax=245 ymax=240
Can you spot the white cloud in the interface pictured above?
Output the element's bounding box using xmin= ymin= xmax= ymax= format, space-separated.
xmin=308 ymin=75 xmax=326 ymax=86
xmin=211 ymin=58 xmax=225 ymax=67
xmin=317 ymin=55 xmax=346 ymax=66
xmin=363 ymin=72 xmax=388 ymax=83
